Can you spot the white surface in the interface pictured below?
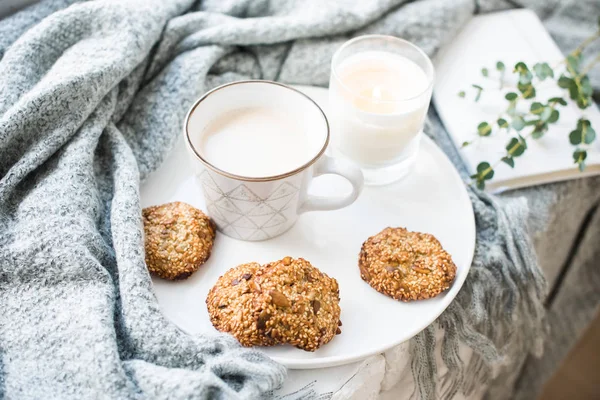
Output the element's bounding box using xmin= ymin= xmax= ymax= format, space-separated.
xmin=141 ymin=86 xmax=475 ymax=369
xmin=434 ymin=9 xmax=600 ymax=192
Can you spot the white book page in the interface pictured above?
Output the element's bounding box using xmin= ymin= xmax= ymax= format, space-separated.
xmin=433 ymin=9 xmax=600 ymax=191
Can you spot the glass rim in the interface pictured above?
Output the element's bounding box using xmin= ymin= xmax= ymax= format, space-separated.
xmin=330 ymin=34 xmax=435 ymax=105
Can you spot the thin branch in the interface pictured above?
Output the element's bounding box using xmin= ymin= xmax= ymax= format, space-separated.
xmin=476 ymin=132 xmax=532 ymax=181
xmin=573 ymin=30 xmax=600 ymax=56
xmin=580 ymin=53 xmax=600 ymax=77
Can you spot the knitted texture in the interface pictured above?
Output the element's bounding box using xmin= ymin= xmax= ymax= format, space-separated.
xmin=0 ymin=0 xmax=554 ymax=399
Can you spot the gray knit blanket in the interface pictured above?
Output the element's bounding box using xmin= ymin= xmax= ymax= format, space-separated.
xmin=0 ymin=0 xmax=566 ymax=398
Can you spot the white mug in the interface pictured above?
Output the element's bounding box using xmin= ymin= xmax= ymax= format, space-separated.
xmin=184 ymin=80 xmax=364 ymax=241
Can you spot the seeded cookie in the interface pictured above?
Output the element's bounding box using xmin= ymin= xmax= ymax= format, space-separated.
xmin=206 ymin=257 xmax=341 ymax=351
xmin=359 ymin=227 xmax=456 ymax=301
xmin=143 ymin=201 xmax=215 ymax=280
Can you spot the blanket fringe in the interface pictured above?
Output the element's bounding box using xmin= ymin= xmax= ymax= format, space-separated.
xmin=411 ymin=190 xmax=547 ymax=399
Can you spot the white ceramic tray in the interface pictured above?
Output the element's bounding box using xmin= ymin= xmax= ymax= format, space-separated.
xmin=140 ymin=86 xmax=475 ymax=369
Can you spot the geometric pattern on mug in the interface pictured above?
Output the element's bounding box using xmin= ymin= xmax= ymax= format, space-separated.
xmin=200 ymin=170 xmax=299 ymax=240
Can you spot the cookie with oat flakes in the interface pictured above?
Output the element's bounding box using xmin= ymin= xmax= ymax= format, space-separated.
xmin=358 ymin=227 xmax=456 ymax=301
xmin=143 ymin=201 xmax=215 ymax=280
xmin=206 ymin=257 xmax=342 ymax=351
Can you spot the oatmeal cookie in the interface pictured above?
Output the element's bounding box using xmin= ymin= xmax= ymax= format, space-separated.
xmin=143 ymin=201 xmax=215 ymax=280
xmin=358 ymin=227 xmax=456 ymax=301
xmin=206 ymin=257 xmax=341 ymax=351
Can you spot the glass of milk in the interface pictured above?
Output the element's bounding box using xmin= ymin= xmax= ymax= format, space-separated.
xmin=329 ymin=35 xmax=434 ymax=185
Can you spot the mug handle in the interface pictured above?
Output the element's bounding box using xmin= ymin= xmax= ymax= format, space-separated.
xmin=298 ymin=155 xmax=364 ymax=213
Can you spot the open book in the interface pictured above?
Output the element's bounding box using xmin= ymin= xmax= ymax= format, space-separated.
xmin=433 ymin=9 xmax=600 ymax=192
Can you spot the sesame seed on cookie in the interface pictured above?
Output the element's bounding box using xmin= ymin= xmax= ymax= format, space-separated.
xmin=206 ymin=257 xmax=341 ymax=351
xmin=142 ymin=201 xmax=215 ymax=280
xmin=359 ymin=227 xmax=456 ymax=301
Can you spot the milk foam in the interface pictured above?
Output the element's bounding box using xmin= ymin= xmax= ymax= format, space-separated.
xmin=200 ymin=107 xmax=312 ymax=177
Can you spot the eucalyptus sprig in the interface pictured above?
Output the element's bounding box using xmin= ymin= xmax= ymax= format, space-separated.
xmin=459 ymin=17 xmax=600 ymax=190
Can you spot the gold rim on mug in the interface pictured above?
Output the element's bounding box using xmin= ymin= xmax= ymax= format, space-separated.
xmin=184 ymin=80 xmax=330 ymax=183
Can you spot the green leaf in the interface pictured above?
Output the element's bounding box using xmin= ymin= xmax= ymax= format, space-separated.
xmin=557 ymin=75 xmax=573 ymax=88
xmin=506 ymin=137 xmax=526 ymax=157
xmin=518 ymin=71 xmax=533 ymax=85
xmin=540 ymin=107 xmax=553 ymax=122
xmin=496 ymin=61 xmax=505 ymax=71
xmin=548 ymin=109 xmax=560 ymax=123
xmin=577 ymin=119 xmax=589 ymax=131
xmin=458 ymin=91 xmax=466 ymax=98
xmin=569 ymin=129 xmax=582 ymax=145
xmin=517 ymin=82 xmax=536 ymax=99
xmin=525 ymin=119 xmax=539 ymax=126
xmin=574 ymin=76 xmax=592 ymax=109
xmin=581 ymin=76 xmax=593 ymax=96
xmin=531 ymin=123 xmax=548 ymax=139
xmin=501 ymin=156 xmax=515 ymax=168
xmin=568 ymin=83 xmax=579 ymax=102
xmin=505 ymin=92 xmax=518 ymax=101
xmin=544 ymin=63 xmax=554 ymax=78
xmin=477 ymin=122 xmax=492 ymax=136
xmin=497 ymin=118 xmax=509 ymax=128
xmin=513 ymin=62 xmax=533 ymax=85
xmin=530 ymin=102 xmax=544 ymax=114
xmin=511 ymin=116 xmax=526 ymax=131
xmin=505 ymin=138 xmax=520 ymax=155
xmin=476 ymin=180 xmax=485 ymax=190
xmin=585 ymin=127 xmax=596 ymax=144
xmin=533 ymin=62 xmax=554 ymax=80
xmin=573 ymin=149 xmax=587 ymax=171
xmin=533 ymin=63 xmax=548 ymax=80
xmin=579 ymin=119 xmax=596 ymax=144
xmin=514 ymin=62 xmax=528 ymax=73
xmin=476 ymin=162 xmax=490 ymax=173
xmin=566 ymin=54 xmax=580 ymax=74
xmin=577 ymin=96 xmax=590 ymax=109
xmin=481 ymin=68 xmax=489 ymax=77
xmin=548 ymin=97 xmax=567 ymax=106
xmin=461 ymin=141 xmax=471 ymax=148
xmin=472 ymin=84 xmax=483 ymax=102
xmin=476 ymin=162 xmax=494 ymax=180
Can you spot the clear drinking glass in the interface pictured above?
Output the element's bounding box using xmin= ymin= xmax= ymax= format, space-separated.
xmin=328 ymin=35 xmax=435 ymax=185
